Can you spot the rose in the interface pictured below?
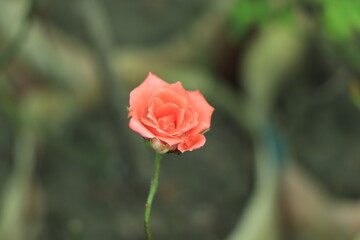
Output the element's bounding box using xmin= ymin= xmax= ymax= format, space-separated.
xmin=128 ymin=73 xmax=214 ymax=153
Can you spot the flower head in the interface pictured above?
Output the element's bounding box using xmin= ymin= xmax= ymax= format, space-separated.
xmin=128 ymin=73 xmax=214 ymax=153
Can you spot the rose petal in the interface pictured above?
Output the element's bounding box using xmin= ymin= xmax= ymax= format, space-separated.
xmin=150 ymin=88 xmax=187 ymax=110
xmin=142 ymin=125 xmax=183 ymax=145
xmin=141 ymin=116 xmax=157 ymax=128
xmin=176 ymin=110 xmax=198 ymax=134
xmin=178 ymin=134 xmax=206 ymax=152
xmin=156 ymin=134 xmax=184 ymax=146
xmin=155 ymin=103 xmax=179 ymax=118
xmin=148 ymin=97 xmax=164 ymax=112
xmin=176 ymin=109 xmax=185 ymax=128
xmin=186 ymin=91 xmax=214 ymax=134
xmin=167 ymin=110 xmax=198 ymax=136
xmin=168 ymin=82 xmax=193 ymax=103
xmin=129 ymin=73 xmax=167 ymax=118
xmin=129 ymin=118 xmax=155 ymax=139
xmin=147 ymin=99 xmax=162 ymax=124
xmin=158 ymin=115 xmax=176 ymax=131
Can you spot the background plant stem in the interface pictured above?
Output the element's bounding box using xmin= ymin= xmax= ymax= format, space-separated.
xmin=0 ymin=126 xmax=38 ymax=240
xmin=78 ymin=0 xmax=141 ymax=181
xmin=144 ymin=153 xmax=163 ymax=240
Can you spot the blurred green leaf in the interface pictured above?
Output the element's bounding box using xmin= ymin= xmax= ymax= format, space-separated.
xmin=229 ymin=0 xmax=295 ymax=37
xmin=229 ymin=0 xmax=269 ymax=36
xmin=322 ymin=1 xmax=360 ymax=41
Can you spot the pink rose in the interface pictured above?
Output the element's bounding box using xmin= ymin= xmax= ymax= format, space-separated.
xmin=128 ymin=73 xmax=214 ymax=153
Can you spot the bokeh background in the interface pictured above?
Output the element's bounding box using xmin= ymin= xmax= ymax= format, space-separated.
xmin=1 ymin=0 xmax=360 ymax=240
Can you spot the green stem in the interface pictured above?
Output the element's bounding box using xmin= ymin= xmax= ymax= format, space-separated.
xmin=144 ymin=153 xmax=163 ymax=240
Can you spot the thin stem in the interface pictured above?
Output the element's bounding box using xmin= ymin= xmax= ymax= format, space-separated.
xmin=144 ymin=153 xmax=163 ymax=240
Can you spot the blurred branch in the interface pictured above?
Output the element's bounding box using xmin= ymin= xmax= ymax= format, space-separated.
xmin=0 ymin=126 xmax=42 ymax=240
xmin=282 ymin=161 xmax=360 ymax=239
xmin=0 ymin=0 xmax=39 ymax=72
xmin=78 ymin=0 xmax=140 ymax=180
xmin=227 ymin=131 xmax=281 ymax=240
xmin=226 ymin=21 xmax=307 ymax=240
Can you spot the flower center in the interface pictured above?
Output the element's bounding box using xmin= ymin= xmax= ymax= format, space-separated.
xmin=158 ymin=115 xmax=176 ymax=131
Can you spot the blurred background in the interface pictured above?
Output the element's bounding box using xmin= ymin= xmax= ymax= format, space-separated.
xmin=1 ymin=0 xmax=360 ymax=239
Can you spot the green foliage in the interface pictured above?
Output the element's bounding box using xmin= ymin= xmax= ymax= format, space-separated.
xmin=229 ymin=0 xmax=269 ymax=36
xmin=229 ymin=0 xmax=360 ymax=41
xmin=229 ymin=0 xmax=295 ymax=37
xmin=322 ymin=0 xmax=360 ymax=41
xmin=229 ymin=0 xmax=360 ymax=75
xmin=319 ymin=0 xmax=360 ymax=75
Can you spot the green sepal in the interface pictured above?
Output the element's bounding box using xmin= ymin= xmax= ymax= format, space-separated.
xmin=200 ymin=128 xmax=210 ymax=135
xmin=144 ymin=138 xmax=152 ymax=148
